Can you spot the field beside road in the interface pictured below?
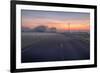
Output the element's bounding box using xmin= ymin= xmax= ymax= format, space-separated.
xmin=21 ymin=32 xmax=90 ymax=63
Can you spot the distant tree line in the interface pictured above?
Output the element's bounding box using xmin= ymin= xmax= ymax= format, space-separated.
xmin=22 ymin=25 xmax=57 ymax=33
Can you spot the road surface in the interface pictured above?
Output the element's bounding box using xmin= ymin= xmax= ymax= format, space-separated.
xmin=21 ymin=33 xmax=90 ymax=63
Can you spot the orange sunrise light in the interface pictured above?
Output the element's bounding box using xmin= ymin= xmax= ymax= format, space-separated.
xmin=62 ymin=23 xmax=89 ymax=31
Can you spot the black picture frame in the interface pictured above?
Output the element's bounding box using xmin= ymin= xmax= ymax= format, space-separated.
xmin=10 ymin=0 xmax=97 ymax=73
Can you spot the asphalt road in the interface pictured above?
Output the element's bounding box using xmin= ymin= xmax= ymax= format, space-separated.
xmin=21 ymin=33 xmax=90 ymax=63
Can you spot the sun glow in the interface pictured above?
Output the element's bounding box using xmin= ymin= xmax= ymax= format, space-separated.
xmin=21 ymin=10 xmax=90 ymax=32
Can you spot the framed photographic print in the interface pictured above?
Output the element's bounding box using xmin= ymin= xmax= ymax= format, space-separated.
xmin=10 ymin=0 xmax=97 ymax=72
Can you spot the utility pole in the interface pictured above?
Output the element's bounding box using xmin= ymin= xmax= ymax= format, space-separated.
xmin=68 ymin=23 xmax=70 ymax=33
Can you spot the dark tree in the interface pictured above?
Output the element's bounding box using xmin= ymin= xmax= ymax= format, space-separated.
xmin=49 ymin=27 xmax=57 ymax=33
xmin=32 ymin=25 xmax=48 ymax=32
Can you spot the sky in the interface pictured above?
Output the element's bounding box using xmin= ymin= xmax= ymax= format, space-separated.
xmin=21 ymin=10 xmax=90 ymax=32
